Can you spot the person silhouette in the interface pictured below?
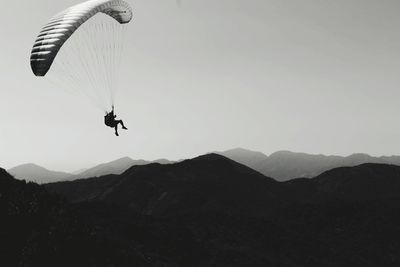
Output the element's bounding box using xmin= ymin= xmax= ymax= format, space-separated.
xmin=104 ymin=106 xmax=127 ymax=136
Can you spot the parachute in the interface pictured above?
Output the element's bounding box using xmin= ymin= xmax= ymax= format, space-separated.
xmin=30 ymin=0 xmax=133 ymax=111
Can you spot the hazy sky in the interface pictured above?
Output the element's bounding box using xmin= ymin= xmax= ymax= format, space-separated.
xmin=1 ymin=0 xmax=400 ymax=171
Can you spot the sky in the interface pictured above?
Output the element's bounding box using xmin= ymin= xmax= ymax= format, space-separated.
xmin=1 ymin=0 xmax=400 ymax=172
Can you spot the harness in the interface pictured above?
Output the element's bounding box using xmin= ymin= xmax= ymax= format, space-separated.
xmin=104 ymin=112 xmax=116 ymax=127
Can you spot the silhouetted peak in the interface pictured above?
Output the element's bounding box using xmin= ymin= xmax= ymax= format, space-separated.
xmin=218 ymin=148 xmax=268 ymax=159
xmin=192 ymin=153 xmax=230 ymax=162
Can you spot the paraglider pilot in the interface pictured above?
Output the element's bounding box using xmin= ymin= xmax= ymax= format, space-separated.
xmin=105 ymin=106 xmax=127 ymax=136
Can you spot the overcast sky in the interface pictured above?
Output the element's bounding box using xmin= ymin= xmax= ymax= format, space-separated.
xmin=1 ymin=0 xmax=400 ymax=172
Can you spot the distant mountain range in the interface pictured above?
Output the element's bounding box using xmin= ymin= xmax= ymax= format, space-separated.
xmin=217 ymin=148 xmax=400 ymax=181
xmin=9 ymin=148 xmax=400 ymax=183
xmin=8 ymin=157 xmax=175 ymax=183
xmin=7 ymin=163 xmax=72 ymax=184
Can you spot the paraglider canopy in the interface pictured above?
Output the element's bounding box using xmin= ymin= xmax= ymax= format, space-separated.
xmin=31 ymin=0 xmax=133 ymax=77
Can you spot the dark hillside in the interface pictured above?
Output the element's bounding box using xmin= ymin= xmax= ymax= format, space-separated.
xmin=313 ymin=163 xmax=400 ymax=200
xmin=47 ymin=154 xmax=283 ymax=218
xmin=5 ymin=158 xmax=400 ymax=266
xmin=0 ymin=168 xmax=151 ymax=266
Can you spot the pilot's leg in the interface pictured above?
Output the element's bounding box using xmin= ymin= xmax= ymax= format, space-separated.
xmin=114 ymin=125 xmax=119 ymax=136
xmin=119 ymin=120 xmax=128 ymax=130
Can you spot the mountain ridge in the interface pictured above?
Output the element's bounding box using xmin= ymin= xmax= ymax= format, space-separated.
xmin=8 ymin=157 xmax=176 ymax=183
xmin=10 ymin=148 xmax=400 ymax=183
xmin=46 ymin=153 xmax=281 ymax=217
xmin=217 ymin=148 xmax=400 ymax=181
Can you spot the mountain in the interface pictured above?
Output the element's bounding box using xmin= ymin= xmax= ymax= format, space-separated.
xmin=72 ymin=157 xmax=175 ymax=179
xmin=46 ymin=154 xmax=281 ymax=217
xmin=44 ymin=156 xmax=400 ymax=266
xmin=217 ymin=148 xmax=400 ymax=181
xmin=7 ymin=163 xmax=72 ymax=184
